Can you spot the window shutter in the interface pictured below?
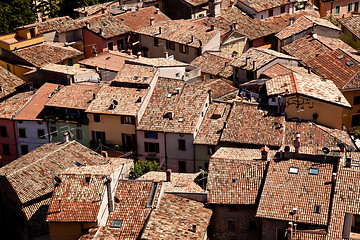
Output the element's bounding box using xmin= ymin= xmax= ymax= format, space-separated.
xmin=122 ymin=133 xmax=126 ymax=146
xmin=155 ymin=143 xmax=159 ymax=153
xmin=131 ymin=116 xmax=135 ymax=125
xmin=145 ymin=142 xmax=149 ymax=152
xmin=154 ymin=132 xmax=158 ymax=139
xmin=120 ymin=116 xmax=125 ymax=124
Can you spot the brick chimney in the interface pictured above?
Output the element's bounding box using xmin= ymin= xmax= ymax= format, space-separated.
xmin=150 ymin=17 xmax=155 ymax=26
xmin=166 ymin=169 xmax=171 ymax=182
xmin=261 ymin=145 xmax=269 ymax=160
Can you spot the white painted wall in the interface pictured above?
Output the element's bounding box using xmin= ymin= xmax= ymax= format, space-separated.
xmin=137 ymin=131 xmax=166 ymax=160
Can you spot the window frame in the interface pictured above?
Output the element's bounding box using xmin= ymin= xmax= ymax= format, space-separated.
xmin=37 ymin=129 xmax=46 ymax=139
xmin=20 ymin=145 xmax=28 ymax=155
xmin=93 ymin=113 xmax=101 ymax=123
xmin=178 ymin=139 xmax=186 ymax=151
xmin=227 ymin=219 xmax=237 ymax=231
xmin=144 ymin=142 xmax=159 ymax=153
xmin=107 ymin=41 xmax=114 ymax=50
xmin=348 ymin=2 xmax=353 ymax=12
xmin=268 ymin=9 xmax=274 ymax=17
xmin=335 ymin=5 xmax=340 ymax=15
xmin=0 ymin=126 xmax=8 ymax=137
xmin=19 ymin=128 xmax=27 ymax=138
xmin=167 ymin=40 xmax=175 ymax=51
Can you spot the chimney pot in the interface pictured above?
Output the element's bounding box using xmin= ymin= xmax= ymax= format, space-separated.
xmin=63 ymin=132 xmax=70 ymax=142
xmin=166 ymin=169 xmax=171 ymax=182
xmin=159 ymin=27 xmax=162 ymax=34
xmin=210 ymin=25 xmax=214 ymax=31
xmin=150 ymin=17 xmax=155 ymax=26
xmin=308 ymin=67 xmax=311 ymax=74
xmin=246 ymin=56 xmax=250 ymax=66
xmin=294 ymin=133 xmax=300 ymax=153
xmin=192 ymin=225 xmax=197 ymax=232
xmin=252 ymin=60 xmax=257 ymax=70
xmin=155 ymin=8 xmax=159 ymax=14
xmin=261 ymin=145 xmax=269 ymax=160
xmin=208 ymin=90 xmax=212 ymax=104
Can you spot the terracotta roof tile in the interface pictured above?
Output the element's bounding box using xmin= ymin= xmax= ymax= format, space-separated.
xmin=265 ymin=71 xmax=351 ymax=108
xmin=115 ymin=7 xmax=170 ymax=31
xmin=45 ymin=82 xmax=101 ymax=110
xmin=79 ymin=13 xmax=131 ymax=39
xmin=220 ymin=102 xmax=286 ymax=147
xmin=0 ymin=91 xmax=34 ymax=120
xmin=190 ymin=51 xmax=235 ymax=78
xmin=0 ymin=67 xmax=26 ymax=99
xmin=14 ymin=83 xmax=61 ymax=121
xmin=183 ymin=0 xmax=208 ymax=6
xmin=126 ymin=57 xmax=188 ymax=67
xmin=41 ymin=63 xmax=98 ymax=75
xmin=74 ymin=1 xmax=117 ymax=15
xmin=193 ymin=102 xmax=231 ymax=145
xmin=22 ymin=197 xmax=51 ymax=237
xmin=85 ymin=85 xmax=149 ymax=116
xmin=141 ymin=193 xmax=212 ymax=240
xmin=256 ymin=157 xmax=334 ymax=225
xmin=19 ymin=16 xmax=84 ymax=34
xmin=239 ymin=0 xmax=297 ymax=12
xmin=338 ymin=15 xmax=360 ymax=40
xmin=304 ymin=49 xmax=360 ymax=90
xmin=207 ymin=147 xmax=275 ymax=204
xmin=113 ymin=63 xmax=156 ymax=84
xmin=14 ymin=42 xmax=83 ymax=68
xmin=0 ymin=141 xmax=107 ymax=204
xmin=136 ymin=19 xmax=219 ymax=48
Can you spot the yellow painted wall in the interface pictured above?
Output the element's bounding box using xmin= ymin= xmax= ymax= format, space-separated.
xmin=221 ymin=34 xmax=247 ymax=55
xmin=285 ymin=96 xmax=343 ymax=129
xmin=194 ymin=144 xmax=220 ymax=171
xmin=0 ymin=60 xmax=31 ymax=81
xmin=87 ymin=113 xmax=135 ymax=145
xmin=0 ymin=35 xmax=44 ymax=51
xmin=340 ymin=28 xmax=360 ymax=51
xmin=342 ymin=90 xmax=360 ymax=128
xmin=49 ymin=222 xmax=96 ymax=240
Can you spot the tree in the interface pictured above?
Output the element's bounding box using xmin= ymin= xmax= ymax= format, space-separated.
xmin=127 ymin=160 xmax=160 ymax=179
xmin=58 ymin=0 xmax=106 ymax=18
xmin=0 ymin=0 xmax=35 ymax=35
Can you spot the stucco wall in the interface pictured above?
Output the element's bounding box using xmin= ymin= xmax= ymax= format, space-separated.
xmin=47 ymin=121 xmax=91 ymax=147
xmin=0 ymin=119 xmax=18 ymax=165
xmin=137 ymin=131 xmax=166 ymax=161
xmin=342 ymin=89 xmax=360 ymax=128
xmin=340 ymin=27 xmax=360 ymax=50
xmin=320 ymin=0 xmax=357 ymax=18
xmin=166 ymin=133 xmax=195 ymax=172
xmin=48 ymin=222 xmax=96 ymax=240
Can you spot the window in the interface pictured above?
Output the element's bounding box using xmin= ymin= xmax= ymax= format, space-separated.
xmin=335 ymin=5 xmax=340 ymax=15
xmin=92 ymin=131 xmax=106 ymax=144
xmin=7 ymin=64 xmax=11 ymax=72
xmin=111 ymin=219 xmax=123 ymax=228
xmin=179 ymin=44 xmax=188 ymax=54
xmin=3 ymin=144 xmax=10 ymax=155
xmin=280 ymin=5 xmax=286 ymax=13
xmin=145 ymin=131 xmax=158 ymax=139
xmin=289 ymin=167 xmax=299 ymax=174
xmin=268 ymin=9 xmax=273 ymax=17
xmin=38 ymin=129 xmax=45 ymax=139
xmin=314 ymin=205 xmax=321 ymax=213
xmin=348 ymin=2 xmax=353 ymax=12
xmin=50 ymin=126 xmax=57 ymax=137
xmin=354 ymin=96 xmax=360 ymax=105
xmin=21 ymin=145 xmax=28 ymax=155
xmin=227 ymin=219 xmax=237 ymax=231
xmin=167 ymin=40 xmax=175 ymax=50
xmin=178 ymin=139 xmax=186 ymax=151
xmin=144 ymin=142 xmax=159 ymax=153
xmin=122 ymin=133 xmax=135 ymax=146
xmin=19 ymin=128 xmax=26 ymax=138
xmin=108 ymin=41 xmax=114 ymax=50
xmin=121 ymin=116 xmax=134 ymax=125
xmin=353 ymin=114 xmax=360 ymax=126
xmin=68 ymin=58 xmax=73 ymax=66
xmin=93 ymin=113 xmax=101 ymax=122
xmin=154 ymin=37 xmax=159 ymax=46
xmin=355 ymin=2 xmax=359 ymax=12
xmin=309 ymin=168 xmax=319 ymax=175
xmin=76 ymin=129 xmax=83 ymax=140
xmin=0 ymin=126 xmax=7 ymax=137
xmin=117 ymin=39 xmax=125 ymax=50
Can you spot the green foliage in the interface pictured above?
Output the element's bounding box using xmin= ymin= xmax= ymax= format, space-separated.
xmin=354 ymin=129 xmax=360 ymax=139
xmin=127 ymin=160 xmax=160 ymax=180
xmin=57 ymin=0 xmax=109 ymax=18
xmin=0 ymin=0 xmax=35 ymax=35
xmin=323 ymin=14 xmax=341 ymax=28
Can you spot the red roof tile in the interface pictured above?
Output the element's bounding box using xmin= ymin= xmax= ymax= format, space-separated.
xmin=0 ymin=91 xmax=34 ymax=120
xmin=239 ymin=0 xmax=297 ymax=12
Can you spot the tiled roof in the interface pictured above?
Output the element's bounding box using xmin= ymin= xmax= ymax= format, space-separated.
xmin=22 ymin=197 xmax=51 ymax=237
xmin=183 ymin=0 xmax=208 ymax=6
xmin=263 ymin=10 xmax=320 ymax=33
xmin=136 ymin=19 xmax=219 ymax=48
xmin=304 ymin=49 xmax=360 ymax=90
xmin=115 ymin=7 xmax=170 ymax=31
xmin=220 ymin=102 xmax=285 ymax=147
xmin=46 ymin=174 xmax=107 ymax=222
xmin=126 ymin=57 xmax=188 ymax=67
xmin=14 ymin=42 xmax=83 ymax=68
xmin=190 ymin=51 xmax=235 ymax=78
xmin=113 ymin=63 xmax=156 ymax=84
xmin=137 ymin=78 xmax=209 ymax=134
xmin=74 ymin=1 xmax=116 ymax=15
xmin=14 ymin=83 xmax=61 ymax=121
xmin=85 ymin=85 xmax=149 ymax=116
xmin=338 ymin=16 xmax=360 ymax=40
xmin=196 ymin=79 xmax=237 ymax=99
xmin=231 ymin=48 xmax=299 ymax=69
xmin=0 ymin=141 xmax=107 ymax=205
xmin=138 ymin=171 xmax=204 ymax=193
xmin=193 ymin=102 xmax=231 ymax=145
xmin=62 ymin=158 xmax=132 ymax=175
xmin=45 ymin=82 xmax=101 ymax=110
xmin=261 ymin=63 xmax=309 ymax=78
xmin=276 ymin=15 xmax=340 ymax=40
xmin=327 ymin=168 xmax=360 ymax=239
xmin=0 ymin=66 xmax=26 ymax=99
xmin=256 ymin=157 xmax=334 ymax=225
xmin=282 ymin=35 xmax=354 ymax=63
xmin=265 ymin=71 xmax=351 ymax=108
xmin=41 ymin=63 xmax=97 ymax=75
xmin=19 ymin=16 xmax=84 ymax=34
xmin=79 ymin=13 xmax=131 ymax=39
xmin=78 ymin=51 xmax=136 ymax=72
xmin=0 ymin=91 xmax=33 ymax=120
xmin=207 ymin=147 xmax=274 ymax=204
xmin=239 ymin=0 xmax=297 ymax=12
xmin=283 ymin=121 xmax=355 ymax=154
xmin=141 ymin=193 xmax=212 ymax=240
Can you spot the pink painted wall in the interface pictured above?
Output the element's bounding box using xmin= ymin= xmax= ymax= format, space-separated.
xmin=0 ymin=119 xmax=18 ymax=165
xmin=319 ymin=0 xmax=359 ymax=18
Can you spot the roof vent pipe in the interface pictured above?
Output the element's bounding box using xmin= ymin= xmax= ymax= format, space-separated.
xmin=294 ymin=133 xmax=300 ymax=153
xmin=166 ymin=169 xmax=171 ymax=182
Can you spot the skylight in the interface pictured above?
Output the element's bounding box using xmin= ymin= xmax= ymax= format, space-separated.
xmin=111 ymin=219 xmax=123 ymax=228
xmin=346 ymin=61 xmax=355 ymax=66
xmin=167 ymin=93 xmax=172 ymax=98
xmin=309 ymin=168 xmax=319 ymax=175
xmin=231 ymin=179 xmax=237 ymax=184
xmin=289 ymin=167 xmax=299 ymax=174
xmin=314 ymin=205 xmax=321 ymax=214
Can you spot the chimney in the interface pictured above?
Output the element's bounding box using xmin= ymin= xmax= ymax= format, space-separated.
xmin=159 ymin=27 xmax=162 ymax=34
xmin=284 ymin=145 xmax=290 ymax=159
xmin=99 ymin=28 xmax=103 ymax=36
xmin=231 ymin=22 xmax=237 ymax=31
xmin=58 ymin=198 xmax=62 ymax=212
xmin=209 ymin=0 xmax=222 ymax=17
xmin=210 ymin=25 xmax=215 ymax=31
xmin=137 ymin=51 xmax=142 ymax=58
xmin=150 ymin=17 xmax=155 ymax=26
xmin=166 ymin=169 xmax=171 ymax=182
xmin=190 ymin=36 xmax=194 ymax=43
xmin=106 ymin=178 xmax=114 ymax=213
xmin=155 ymin=8 xmax=160 ymax=14
xmin=192 ymin=225 xmax=197 ymax=233
xmin=291 ymin=33 xmax=295 ymax=43
xmin=246 ymin=56 xmax=250 ymax=66
xmin=289 ymin=17 xmax=294 ymax=25
xmin=165 ymin=51 xmax=169 ymax=59
xmin=63 ymin=132 xmax=70 ymax=142
xmin=261 ymin=145 xmax=269 ymax=160
xmin=119 ymin=0 xmax=124 ymax=9
xmin=101 ymin=150 xmax=108 ymax=159
xmin=294 ymin=133 xmax=300 ymax=153
xmin=252 ymin=60 xmax=257 ymax=70
xmin=308 ymin=67 xmax=311 ymax=74
xmin=208 ymin=90 xmax=212 ymax=104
